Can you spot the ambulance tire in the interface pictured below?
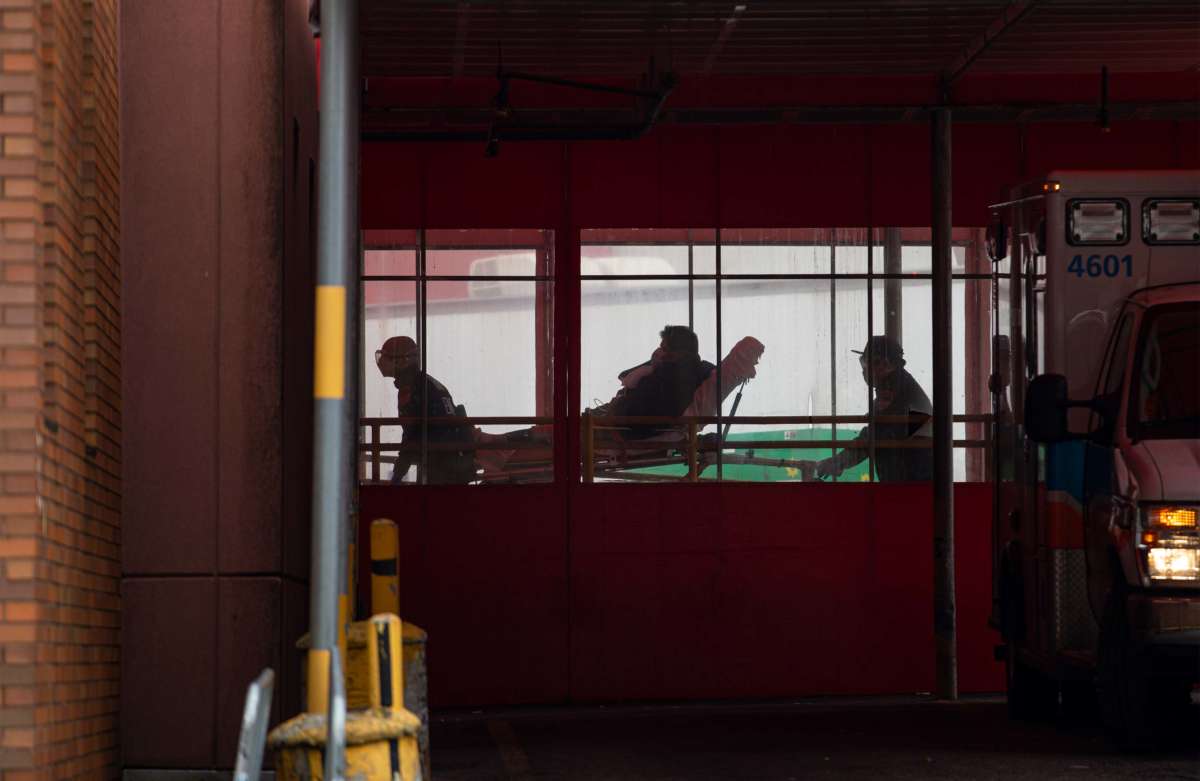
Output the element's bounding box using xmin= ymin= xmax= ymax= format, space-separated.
xmin=1098 ymin=586 xmax=1154 ymax=749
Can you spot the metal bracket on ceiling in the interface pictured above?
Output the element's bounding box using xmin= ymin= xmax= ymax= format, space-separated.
xmin=475 ymin=63 xmax=677 ymax=157
xmin=941 ymin=0 xmax=1043 ymax=96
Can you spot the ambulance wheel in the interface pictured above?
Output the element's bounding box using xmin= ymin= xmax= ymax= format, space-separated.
xmin=1098 ymin=587 xmax=1154 ymax=749
xmin=1001 ymin=573 xmax=1056 ymax=721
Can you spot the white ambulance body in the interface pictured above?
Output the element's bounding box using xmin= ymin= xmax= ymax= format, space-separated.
xmin=989 ymin=170 xmax=1199 ymax=743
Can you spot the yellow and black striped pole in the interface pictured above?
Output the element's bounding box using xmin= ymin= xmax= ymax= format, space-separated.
xmin=370 ymin=519 xmax=400 ymax=616
xmin=307 ymin=0 xmax=359 ymax=729
xmin=272 ymin=7 xmax=422 ymax=775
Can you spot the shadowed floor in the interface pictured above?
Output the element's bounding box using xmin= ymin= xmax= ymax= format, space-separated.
xmin=430 ymin=695 xmax=1199 ymax=780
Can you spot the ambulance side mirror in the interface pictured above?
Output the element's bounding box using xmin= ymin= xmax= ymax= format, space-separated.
xmin=1025 ymin=373 xmax=1070 ymax=443
xmin=986 ymin=218 xmax=1007 ymax=262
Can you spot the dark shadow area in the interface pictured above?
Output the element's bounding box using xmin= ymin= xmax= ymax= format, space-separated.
xmin=431 ymin=696 xmax=1200 ymax=780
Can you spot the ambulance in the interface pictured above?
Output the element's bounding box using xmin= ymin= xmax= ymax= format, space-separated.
xmin=987 ymin=170 xmax=1199 ymax=744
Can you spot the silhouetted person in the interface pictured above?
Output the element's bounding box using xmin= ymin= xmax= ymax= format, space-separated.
xmin=817 ymin=335 xmax=933 ymax=482
xmin=596 ymin=325 xmax=716 ymax=439
xmin=376 ymin=336 xmax=474 ymax=484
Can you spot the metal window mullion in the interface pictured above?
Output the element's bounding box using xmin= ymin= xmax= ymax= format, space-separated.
xmin=829 ymin=239 xmax=838 ymax=451
xmin=715 ymin=227 xmax=723 ymax=481
xmin=867 ymin=228 xmax=876 ymax=482
xmin=574 ymin=272 xmax=994 ymax=282
xmin=359 ymin=245 xmax=366 ymax=484
xmin=418 ymin=228 xmax=428 ymax=485
xmin=687 ymin=236 xmax=694 ymax=331
xmin=419 ymin=242 xmax=547 ymax=251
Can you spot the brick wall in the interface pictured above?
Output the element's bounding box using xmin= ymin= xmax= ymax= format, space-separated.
xmin=0 ymin=1 xmax=120 ymax=778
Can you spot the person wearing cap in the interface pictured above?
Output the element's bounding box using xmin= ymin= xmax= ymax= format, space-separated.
xmin=815 ymin=335 xmax=933 ymax=482
xmin=375 ymin=336 xmax=475 ymax=484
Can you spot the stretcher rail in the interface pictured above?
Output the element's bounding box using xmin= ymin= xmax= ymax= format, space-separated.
xmin=359 ymin=413 xmax=994 ymax=484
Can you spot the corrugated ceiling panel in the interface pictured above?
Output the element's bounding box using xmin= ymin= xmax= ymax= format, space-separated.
xmin=358 ymin=1 xmax=1199 ymax=78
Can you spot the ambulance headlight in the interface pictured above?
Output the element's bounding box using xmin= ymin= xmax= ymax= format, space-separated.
xmin=1147 ymin=547 xmax=1200 ymax=581
xmin=1140 ymin=505 xmax=1200 ymax=582
xmin=1143 ymin=199 xmax=1200 ymax=245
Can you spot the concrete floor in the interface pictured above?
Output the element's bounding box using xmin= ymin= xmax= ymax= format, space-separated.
xmin=430 ymin=696 xmax=1199 ymax=780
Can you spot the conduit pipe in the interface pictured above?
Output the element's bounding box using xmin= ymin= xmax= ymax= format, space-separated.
xmin=361 ymin=73 xmax=676 ymax=144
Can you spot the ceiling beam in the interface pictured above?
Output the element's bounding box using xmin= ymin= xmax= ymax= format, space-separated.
xmin=361 ymin=100 xmax=1200 ymax=139
xmin=941 ymin=0 xmax=1043 ymax=90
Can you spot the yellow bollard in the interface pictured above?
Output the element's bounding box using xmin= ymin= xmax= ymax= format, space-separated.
xmin=370 ymin=519 xmax=400 ymax=616
xmin=401 ymin=622 xmax=430 ymax=781
xmin=269 ymin=707 xmax=422 ymax=780
xmin=306 ymin=648 xmax=331 ymax=715
xmin=367 ymin=614 xmax=403 ymax=710
xmin=272 ymin=616 xmax=423 ymax=780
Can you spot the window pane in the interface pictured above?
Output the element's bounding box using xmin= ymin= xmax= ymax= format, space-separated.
xmin=720 ymin=228 xmax=834 ymax=275
xmin=425 ymin=280 xmax=551 ymax=421
xmin=721 ymin=277 xmax=832 ymax=416
xmin=361 ymin=230 xmax=555 ymax=486
xmin=959 ymin=275 xmax=993 ymax=482
xmin=832 ymin=228 xmax=873 ymax=274
xmin=363 ymin=229 xmax=418 ymax=276
xmin=426 ymin=229 xmax=553 ymax=277
xmin=581 ymin=229 xmax=715 ymax=276
xmin=362 ymin=280 xmax=417 ymax=483
xmin=581 ymin=277 xmax=716 ymax=482
xmin=715 ymin=274 xmax=838 ymax=481
xmin=718 ymin=277 xmax=832 ymax=481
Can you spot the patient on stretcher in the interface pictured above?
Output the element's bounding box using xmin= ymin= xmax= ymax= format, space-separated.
xmin=474 ymin=326 xmax=765 ymax=480
xmin=592 ymin=325 xmax=716 ymax=438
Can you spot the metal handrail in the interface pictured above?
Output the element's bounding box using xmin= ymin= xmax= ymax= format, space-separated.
xmin=361 ymin=413 xmax=990 ymax=426
xmin=360 ymin=412 xmax=995 ymax=483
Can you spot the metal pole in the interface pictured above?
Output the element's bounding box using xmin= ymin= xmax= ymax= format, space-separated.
xmin=829 ymin=240 xmax=837 ymax=452
xmin=309 ymin=0 xmax=359 ymax=714
xmin=687 ymin=237 xmax=694 ymax=331
xmin=884 ymin=227 xmax=902 ymax=343
xmin=715 ymin=228 xmax=722 ymax=480
xmin=866 ymin=228 xmax=875 ymax=482
xmin=931 ymin=107 xmax=958 ymax=700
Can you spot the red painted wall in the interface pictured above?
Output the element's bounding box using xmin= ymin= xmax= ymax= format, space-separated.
xmin=360 ymin=482 xmax=999 ymax=705
xmin=358 ymin=99 xmax=1195 ymax=706
xmin=363 ymin=121 xmax=1198 ymax=230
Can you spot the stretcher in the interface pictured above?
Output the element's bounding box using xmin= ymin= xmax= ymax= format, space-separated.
xmin=472 ymin=336 xmax=816 ymax=483
xmin=362 ymin=336 xmax=830 ymax=484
